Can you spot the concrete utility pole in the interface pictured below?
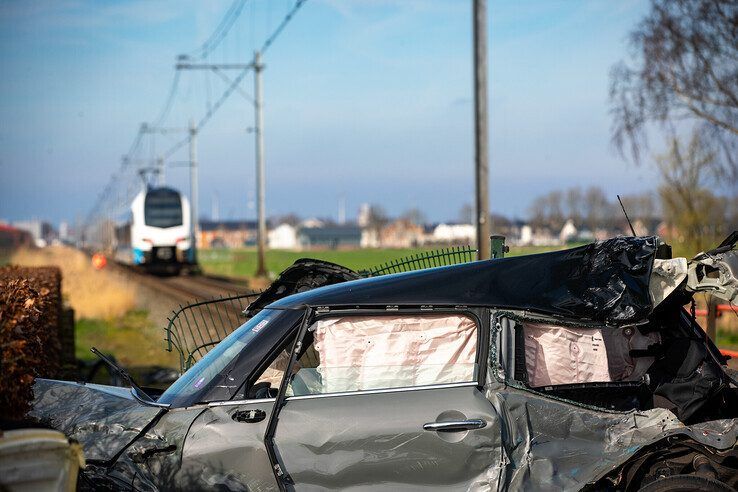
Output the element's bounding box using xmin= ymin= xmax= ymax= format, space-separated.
xmin=189 ymin=119 xmax=199 ymax=263
xmin=473 ymin=0 xmax=491 ymax=260
xmin=253 ymin=51 xmax=267 ymax=277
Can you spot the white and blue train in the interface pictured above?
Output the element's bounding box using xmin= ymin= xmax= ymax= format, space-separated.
xmin=114 ymin=187 xmax=195 ymax=273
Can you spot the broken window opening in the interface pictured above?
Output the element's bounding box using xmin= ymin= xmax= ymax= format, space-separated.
xmin=495 ymin=304 xmax=738 ymax=424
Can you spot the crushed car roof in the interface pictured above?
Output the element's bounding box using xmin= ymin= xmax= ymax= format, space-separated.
xmin=269 ymin=236 xmax=661 ymax=325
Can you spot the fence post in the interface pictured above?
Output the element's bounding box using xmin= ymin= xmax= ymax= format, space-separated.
xmin=706 ymin=294 xmax=718 ymax=342
xmin=490 ymin=235 xmax=507 ymax=259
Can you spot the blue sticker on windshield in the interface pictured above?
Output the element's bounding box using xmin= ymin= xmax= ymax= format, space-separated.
xmin=193 ymin=376 xmax=205 ymax=389
xmin=252 ymin=319 xmax=269 ymax=333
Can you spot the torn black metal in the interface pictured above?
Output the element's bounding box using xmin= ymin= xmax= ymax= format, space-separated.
xmin=272 ymin=236 xmax=661 ymax=325
xmin=243 ymin=258 xmax=361 ymax=318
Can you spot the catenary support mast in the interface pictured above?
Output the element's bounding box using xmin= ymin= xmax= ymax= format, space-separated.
xmin=254 ymin=51 xmax=267 ymax=277
xmin=473 ymin=0 xmax=491 ymax=259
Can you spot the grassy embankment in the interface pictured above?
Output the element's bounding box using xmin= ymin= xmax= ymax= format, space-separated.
xmin=9 ymin=247 xmax=177 ymax=367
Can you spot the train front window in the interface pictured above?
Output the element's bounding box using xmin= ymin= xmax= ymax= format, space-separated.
xmin=144 ymin=188 xmax=183 ymax=228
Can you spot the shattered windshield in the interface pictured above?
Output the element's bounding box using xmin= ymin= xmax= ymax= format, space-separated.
xmin=158 ymin=309 xmax=278 ymax=407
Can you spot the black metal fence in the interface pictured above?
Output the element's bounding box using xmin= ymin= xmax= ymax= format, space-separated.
xmin=165 ymin=292 xmax=261 ymax=372
xmin=360 ymin=245 xmax=477 ymax=277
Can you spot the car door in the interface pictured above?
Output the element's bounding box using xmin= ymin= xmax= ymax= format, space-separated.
xmin=178 ymin=399 xmax=278 ymax=490
xmin=270 ymin=309 xmax=504 ymax=490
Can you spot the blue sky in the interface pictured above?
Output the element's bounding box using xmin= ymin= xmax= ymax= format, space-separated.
xmin=0 ymin=0 xmax=660 ymax=225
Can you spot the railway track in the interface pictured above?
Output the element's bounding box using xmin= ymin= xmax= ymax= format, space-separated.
xmin=116 ymin=263 xmax=255 ymax=304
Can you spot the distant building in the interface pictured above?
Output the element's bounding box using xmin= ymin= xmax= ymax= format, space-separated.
xmin=298 ymin=225 xmax=362 ymax=250
xmin=268 ymin=223 xmax=298 ymax=249
xmin=0 ymin=224 xmax=33 ymax=249
xmin=198 ymin=220 xmax=260 ymax=249
xmin=361 ymin=228 xmax=379 ymax=249
xmin=559 ymin=219 xmax=578 ymax=243
xmin=13 ymin=220 xmax=56 ymax=247
xmin=519 ymin=224 xmax=533 ymax=245
xmin=380 ymin=219 xmax=425 ymax=248
xmin=518 ymin=225 xmax=561 ymax=246
xmin=432 ymin=223 xmax=475 ymax=244
xmin=357 ymin=203 xmax=371 ymax=228
xmin=300 ymin=218 xmax=325 ymax=229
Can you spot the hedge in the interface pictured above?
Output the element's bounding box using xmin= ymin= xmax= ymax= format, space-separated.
xmin=0 ymin=266 xmax=62 ymax=421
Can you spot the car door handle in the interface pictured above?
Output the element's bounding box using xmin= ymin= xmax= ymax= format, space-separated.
xmin=423 ymin=419 xmax=486 ymax=432
xmin=232 ymin=409 xmax=266 ymax=423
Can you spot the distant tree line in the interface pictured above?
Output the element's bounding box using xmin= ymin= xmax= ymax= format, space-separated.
xmin=527 ymin=187 xmax=657 ymax=233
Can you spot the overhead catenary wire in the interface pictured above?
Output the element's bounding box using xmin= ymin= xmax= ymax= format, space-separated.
xmin=85 ymin=0 xmax=308 ymax=240
xmin=153 ymin=70 xmax=182 ymax=128
xmin=185 ymin=0 xmax=249 ymax=60
xmin=161 ymin=66 xmax=252 ymax=161
xmin=161 ymin=0 xmax=308 ymax=160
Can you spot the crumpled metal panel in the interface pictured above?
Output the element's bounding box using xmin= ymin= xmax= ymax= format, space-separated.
xmin=178 ymin=403 xmax=278 ymax=491
xmin=104 ymin=406 xmax=206 ymax=491
xmin=478 ymin=380 xmax=738 ymax=490
xmin=28 ymin=379 xmax=162 ymax=462
xmin=272 ymin=236 xmax=659 ymax=326
xmin=273 ymin=385 xmax=504 ymax=490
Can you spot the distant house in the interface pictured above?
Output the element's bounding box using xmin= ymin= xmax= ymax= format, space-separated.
xmin=300 ymin=218 xmax=325 ymax=229
xmin=432 ymin=223 xmax=475 ymax=244
xmin=361 ymin=228 xmax=379 ymax=249
xmin=559 ymin=219 xmax=578 ymax=243
xmin=298 ymin=225 xmax=362 ymax=250
xmin=13 ymin=220 xmax=56 ymax=247
xmin=380 ymin=220 xmax=425 ymax=248
xmin=198 ymin=220 xmax=260 ymax=249
xmin=518 ymin=225 xmax=561 ymax=246
xmin=0 ymin=224 xmax=33 ymax=249
xmin=268 ymin=223 xmax=298 ymax=250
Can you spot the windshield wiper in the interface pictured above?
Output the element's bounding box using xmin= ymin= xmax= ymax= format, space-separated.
xmin=90 ymin=347 xmax=158 ymax=404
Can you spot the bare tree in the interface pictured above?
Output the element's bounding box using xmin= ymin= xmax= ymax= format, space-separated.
xmin=582 ymin=187 xmax=611 ymax=232
xmin=527 ymin=191 xmax=565 ymax=230
xmin=365 ymin=205 xmax=389 ymax=231
xmin=458 ymin=203 xmax=474 ymax=224
xmin=400 ymin=208 xmax=426 ymax=225
xmin=565 ymin=187 xmax=583 ymax=226
xmin=610 ymin=0 xmax=737 ymax=169
xmin=657 ymin=132 xmax=730 ymax=252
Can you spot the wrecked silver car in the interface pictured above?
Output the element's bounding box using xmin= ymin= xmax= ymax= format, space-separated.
xmin=30 ymin=235 xmax=738 ymax=490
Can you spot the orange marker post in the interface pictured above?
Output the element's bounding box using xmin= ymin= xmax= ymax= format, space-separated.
xmin=92 ymin=253 xmax=107 ymax=270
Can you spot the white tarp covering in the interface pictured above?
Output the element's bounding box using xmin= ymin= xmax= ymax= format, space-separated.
xmin=524 ymin=322 xmax=612 ymax=386
xmin=311 ymin=314 xmax=477 ymax=394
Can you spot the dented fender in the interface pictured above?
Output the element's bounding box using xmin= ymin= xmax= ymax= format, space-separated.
xmin=29 ymin=379 xmax=164 ymax=463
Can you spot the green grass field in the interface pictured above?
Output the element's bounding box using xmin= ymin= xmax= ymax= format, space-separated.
xmin=76 ymin=310 xmax=178 ymax=367
xmin=197 ymin=244 xmax=575 ymax=279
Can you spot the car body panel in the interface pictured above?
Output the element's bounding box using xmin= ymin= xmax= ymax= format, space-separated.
xmin=179 ymin=400 xmax=278 ymax=491
xmin=481 ymin=379 xmax=738 ymax=491
xmin=29 ymin=379 xmax=163 ymax=462
xmin=275 ymin=384 xmax=501 ymax=490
